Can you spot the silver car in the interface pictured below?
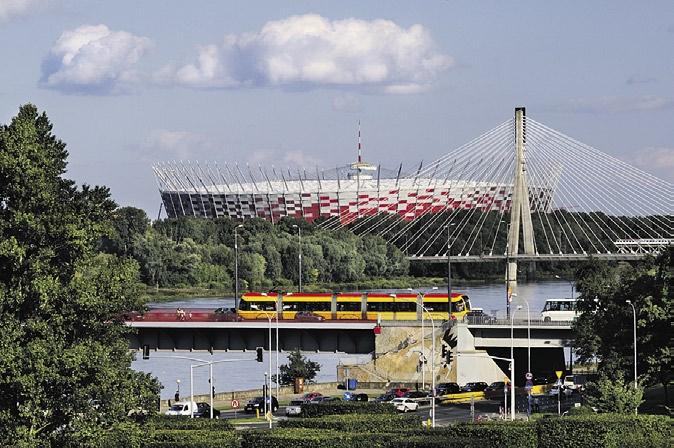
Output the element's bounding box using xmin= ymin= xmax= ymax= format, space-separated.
xmin=285 ymin=400 xmax=304 ymax=416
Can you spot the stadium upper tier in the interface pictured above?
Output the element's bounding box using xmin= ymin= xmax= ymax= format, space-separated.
xmin=153 ymin=162 xmax=553 ymax=222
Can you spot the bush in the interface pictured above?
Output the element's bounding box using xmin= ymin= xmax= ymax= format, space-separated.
xmin=428 ymin=422 xmax=538 ymax=448
xmin=144 ymin=429 xmax=240 ymax=448
xmin=279 ymin=413 xmax=421 ymax=432
xmin=143 ymin=416 xmax=233 ymax=431
xmin=299 ymin=401 xmax=396 ymax=418
xmin=241 ymin=429 xmax=378 ymax=448
xmin=386 ymin=435 xmax=484 ymax=448
xmin=536 ymin=414 xmax=673 ymax=448
xmin=98 ymin=422 xmax=144 ymax=448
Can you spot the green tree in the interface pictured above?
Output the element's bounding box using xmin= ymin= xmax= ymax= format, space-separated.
xmin=101 ymin=206 xmax=150 ymax=256
xmin=274 ymin=348 xmax=321 ymax=386
xmin=584 ymin=375 xmax=644 ymax=414
xmin=0 ymin=105 xmax=159 ymax=446
xmin=573 ymin=249 xmax=673 ymax=404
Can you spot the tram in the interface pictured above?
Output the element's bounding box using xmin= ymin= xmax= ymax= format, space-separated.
xmin=237 ymin=291 xmax=472 ymax=321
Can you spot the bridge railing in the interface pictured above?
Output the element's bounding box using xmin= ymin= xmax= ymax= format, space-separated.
xmin=465 ymin=316 xmax=573 ymax=327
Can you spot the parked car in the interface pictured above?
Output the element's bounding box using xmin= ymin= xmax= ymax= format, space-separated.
xmin=285 ymin=400 xmax=304 ymax=416
xmin=352 ymin=393 xmax=369 ymax=402
xmin=391 ymin=397 xmax=419 ymax=413
xmin=302 ymin=392 xmax=323 ymax=402
xmin=309 ymin=395 xmax=341 ymax=403
xmin=213 ymin=307 xmax=242 ymax=322
xmin=462 ymin=382 xmax=489 ymax=392
xmin=387 ymin=387 xmax=410 ymax=397
xmin=436 ymin=382 xmax=461 ymax=395
xmin=465 ymin=308 xmax=493 ymax=323
xmin=294 ymin=311 xmax=325 ymax=322
xmin=192 ymin=402 xmax=220 ymax=419
xmin=165 ymin=401 xmax=197 ymax=416
xmin=375 ymin=393 xmax=396 ymax=402
xmin=404 ymin=391 xmax=430 ymax=404
xmin=244 ymin=396 xmax=279 ymax=413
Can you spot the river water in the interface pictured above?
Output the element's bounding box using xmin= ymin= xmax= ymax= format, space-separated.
xmin=132 ymin=280 xmax=574 ymax=398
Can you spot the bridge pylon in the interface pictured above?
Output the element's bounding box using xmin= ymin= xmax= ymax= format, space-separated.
xmin=506 ymin=107 xmax=536 ymax=298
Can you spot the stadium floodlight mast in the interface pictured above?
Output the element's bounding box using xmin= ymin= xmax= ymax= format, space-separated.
xmin=234 ymin=224 xmax=243 ymax=312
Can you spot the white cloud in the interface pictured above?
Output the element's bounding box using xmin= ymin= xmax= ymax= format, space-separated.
xmin=247 ymin=148 xmax=322 ymax=168
xmin=0 ymin=0 xmax=49 ymax=22
xmin=159 ymin=14 xmax=452 ymax=93
xmin=40 ymin=24 xmax=152 ymax=94
xmin=632 ymin=147 xmax=674 ymax=176
xmin=548 ymin=95 xmax=674 ymax=114
xmin=142 ymin=129 xmax=211 ymax=160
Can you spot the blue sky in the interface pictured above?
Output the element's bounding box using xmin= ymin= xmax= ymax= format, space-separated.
xmin=1 ymin=0 xmax=673 ymax=215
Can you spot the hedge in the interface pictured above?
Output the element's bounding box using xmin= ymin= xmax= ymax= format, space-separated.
xmin=279 ymin=413 xmax=422 ymax=432
xmin=536 ymin=414 xmax=673 ymax=448
xmin=144 ymin=430 xmax=240 ymax=448
xmin=426 ymin=422 xmax=538 ymax=448
xmin=299 ymin=401 xmax=396 ymax=418
xmin=240 ymin=429 xmax=381 ymax=448
xmin=143 ymin=416 xmax=233 ymax=431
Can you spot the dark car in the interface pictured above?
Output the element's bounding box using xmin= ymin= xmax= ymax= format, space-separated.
xmin=192 ymin=402 xmax=221 ymax=419
xmin=294 ymin=311 xmax=325 ymax=322
xmin=465 ymin=308 xmax=493 ymax=324
xmin=352 ymin=393 xmax=369 ymax=402
xmin=484 ymin=381 xmax=510 ymax=400
xmin=404 ymin=391 xmax=430 ymax=404
xmin=375 ymin=393 xmax=396 ymax=402
xmin=213 ymin=307 xmax=243 ymax=322
xmin=462 ymin=382 xmax=489 ymax=392
xmin=244 ymin=396 xmax=279 ymax=413
xmin=436 ymin=382 xmax=461 ymax=395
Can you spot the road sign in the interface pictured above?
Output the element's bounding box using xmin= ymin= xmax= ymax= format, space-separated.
xmin=555 ymin=370 xmax=563 ymax=379
xmin=231 ymin=399 xmax=240 ymax=409
xmin=525 ymin=372 xmax=533 ymax=380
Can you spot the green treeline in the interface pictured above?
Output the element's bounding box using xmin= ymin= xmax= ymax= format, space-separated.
xmin=101 ymin=208 xmax=410 ymax=292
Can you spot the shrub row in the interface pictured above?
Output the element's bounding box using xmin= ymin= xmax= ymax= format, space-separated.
xmin=279 ymin=413 xmax=422 ymax=432
xmin=299 ymin=401 xmax=396 ymax=418
xmin=142 ymin=416 xmax=233 ymax=431
xmin=143 ymin=430 xmax=240 ymax=448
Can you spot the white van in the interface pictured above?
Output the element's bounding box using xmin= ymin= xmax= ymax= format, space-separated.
xmin=541 ymin=298 xmax=578 ymax=322
xmin=165 ymin=401 xmax=197 ymax=416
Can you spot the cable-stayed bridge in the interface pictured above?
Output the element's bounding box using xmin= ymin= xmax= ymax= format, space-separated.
xmin=319 ymin=108 xmax=672 ymax=276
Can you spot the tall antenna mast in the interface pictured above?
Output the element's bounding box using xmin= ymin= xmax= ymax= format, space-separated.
xmin=357 ymin=120 xmax=362 ymax=163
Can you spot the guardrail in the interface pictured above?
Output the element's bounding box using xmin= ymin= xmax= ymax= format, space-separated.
xmin=465 ymin=317 xmax=573 ymax=327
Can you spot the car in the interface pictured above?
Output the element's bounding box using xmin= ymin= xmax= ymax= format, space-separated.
xmin=391 ymin=397 xmax=419 ymax=413
xmin=375 ymin=393 xmax=396 ymax=403
xmin=308 ymin=395 xmax=340 ymax=403
xmin=165 ymin=401 xmax=197 ymax=416
xmin=213 ymin=307 xmax=243 ymax=322
xmin=465 ymin=308 xmax=493 ymax=324
xmin=462 ymin=382 xmax=489 ymax=392
xmin=404 ymin=391 xmax=430 ymax=404
xmin=244 ymin=396 xmax=279 ymax=413
xmin=302 ymin=392 xmax=323 ymax=402
xmin=285 ymin=400 xmax=304 ymax=416
xmin=548 ymin=385 xmax=573 ymax=397
xmin=387 ymin=387 xmax=410 ymax=397
xmin=352 ymin=393 xmax=369 ymax=402
xmin=192 ymin=402 xmax=220 ymax=419
xmin=294 ymin=311 xmax=325 ymax=322
xmin=484 ymin=382 xmax=508 ymax=400
xmin=436 ymin=382 xmax=461 ymax=395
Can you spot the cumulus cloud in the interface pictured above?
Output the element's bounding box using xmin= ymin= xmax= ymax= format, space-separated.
xmin=247 ymin=148 xmax=322 ymax=168
xmin=158 ymin=14 xmax=452 ymax=93
xmin=0 ymin=0 xmax=49 ymax=22
xmin=40 ymin=24 xmax=152 ymax=94
xmin=547 ymin=95 xmax=674 ymax=114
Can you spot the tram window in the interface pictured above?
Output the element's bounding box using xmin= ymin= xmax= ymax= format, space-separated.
xmin=250 ymin=301 xmax=276 ymax=311
xmin=463 ymin=296 xmax=472 ymax=311
xmin=394 ymin=302 xmax=416 ymax=313
xmin=337 ymin=302 xmax=361 ymax=312
xmin=305 ymin=302 xmax=331 ymax=312
xmin=282 ymin=302 xmax=299 ymax=312
xmin=367 ymin=302 xmax=393 ymax=312
xmin=423 ymin=302 xmax=449 ymax=313
xmin=451 ymin=300 xmax=466 ymax=313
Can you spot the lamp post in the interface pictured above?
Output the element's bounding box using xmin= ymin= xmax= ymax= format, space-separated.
xmin=626 ymin=300 xmax=638 ymax=402
xmin=510 ymin=297 xmax=518 ymax=419
xmin=446 ymin=223 xmax=456 ymax=321
xmin=234 ymin=224 xmax=243 ymax=312
xmin=421 ymin=305 xmax=437 ymax=428
xmin=554 ymin=275 xmax=575 ymax=300
xmin=292 ymin=225 xmax=302 ymax=292
xmin=176 ymin=379 xmax=180 ymax=400
xmin=517 ymin=300 xmax=531 ymax=373
xmin=261 ymin=308 xmax=277 ymax=423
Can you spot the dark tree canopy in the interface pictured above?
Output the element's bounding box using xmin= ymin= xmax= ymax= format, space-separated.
xmin=274 ymin=348 xmax=321 ymax=386
xmin=0 ymin=105 xmax=159 ymax=446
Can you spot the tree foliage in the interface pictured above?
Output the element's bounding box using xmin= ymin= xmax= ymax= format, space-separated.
xmin=274 ymin=348 xmax=321 ymax=386
xmin=584 ymin=375 xmax=644 ymax=414
xmin=573 ymin=248 xmax=673 ymax=404
xmin=0 ymin=105 xmax=159 ymax=446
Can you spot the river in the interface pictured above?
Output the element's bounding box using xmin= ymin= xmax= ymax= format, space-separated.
xmin=132 ymin=280 xmax=574 ymax=399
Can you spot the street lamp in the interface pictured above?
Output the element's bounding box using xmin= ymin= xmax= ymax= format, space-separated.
xmin=625 ymin=300 xmax=638 ymax=401
xmin=176 ymin=379 xmax=180 ymax=401
xmin=292 ymin=225 xmax=302 ymax=292
xmin=446 ymin=223 xmax=456 ymax=321
xmin=517 ymin=300 xmax=531 ymax=373
xmin=421 ymin=305 xmax=437 ymax=428
xmin=509 ymin=295 xmax=519 ymax=419
xmin=554 ymin=275 xmax=575 ymax=300
xmin=234 ymin=224 xmax=244 ymax=312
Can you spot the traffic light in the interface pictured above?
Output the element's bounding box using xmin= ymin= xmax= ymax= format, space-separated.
xmin=142 ymin=344 xmax=150 ymax=360
xmin=445 ymin=334 xmax=457 ymax=366
xmin=256 ymin=347 xmax=263 ymax=362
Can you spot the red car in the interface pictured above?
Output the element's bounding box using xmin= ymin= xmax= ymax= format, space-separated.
xmin=302 ymin=392 xmax=323 ymax=402
xmin=388 ymin=388 xmax=410 ymax=397
xmin=213 ymin=308 xmax=243 ymax=322
xmin=294 ymin=311 xmax=325 ymax=322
